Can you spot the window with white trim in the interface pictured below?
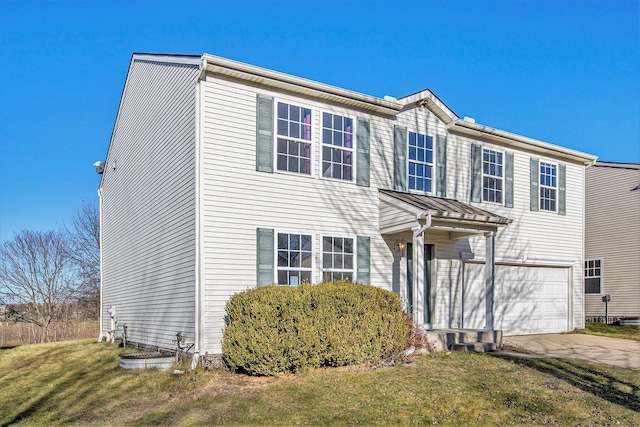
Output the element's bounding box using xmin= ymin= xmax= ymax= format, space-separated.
xmin=408 ymin=131 xmax=433 ymax=193
xmin=277 ymin=233 xmax=312 ymax=285
xmin=482 ymin=148 xmax=503 ymax=203
xmin=585 ymin=259 xmax=602 ymax=294
xmin=539 ymin=161 xmax=557 ymax=211
xmin=322 ymin=112 xmax=353 ymax=180
xmin=276 ymin=102 xmax=312 ymax=174
xmin=322 ymin=236 xmax=354 ymax=282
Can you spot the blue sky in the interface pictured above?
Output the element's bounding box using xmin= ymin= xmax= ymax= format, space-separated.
xmin=0 ymin=0 xmax=638 ymax=242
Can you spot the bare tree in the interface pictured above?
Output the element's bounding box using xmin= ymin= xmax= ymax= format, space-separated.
xmin=66 ymin=199 xmax=100 ymax=317
xmin=0 ymin=230 xmax=82 ymax=342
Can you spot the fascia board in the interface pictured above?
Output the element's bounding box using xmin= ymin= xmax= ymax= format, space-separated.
xmin=132 ymin=53 xmax=202 ymax=66
xmin=399 ymin=89 xmax=458 ymax=124
xmin=449 ymin=119 xmax=598 ymax=164
xmin=203 ymin=53 xmax=402 ymax=116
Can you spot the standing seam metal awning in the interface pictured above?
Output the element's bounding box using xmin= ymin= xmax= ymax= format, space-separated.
xmin=379 ymin=189 xmax=512 ymax=238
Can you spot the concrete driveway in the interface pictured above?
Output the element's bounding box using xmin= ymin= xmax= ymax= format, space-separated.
xmin=504 ymin=334 xmax=640 ymax=370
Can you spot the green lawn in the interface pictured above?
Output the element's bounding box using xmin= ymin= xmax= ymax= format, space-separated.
xmin=1 ymin=339 xmax=638 ymax=426
xmin=574 ymin=322 xmax=639 ymax=341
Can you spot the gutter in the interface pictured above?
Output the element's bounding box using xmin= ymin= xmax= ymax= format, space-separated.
xmin=202 ymin=53 xmax=402 ymax=116
xmin=448 ymin=119 xmax=598 ymax=164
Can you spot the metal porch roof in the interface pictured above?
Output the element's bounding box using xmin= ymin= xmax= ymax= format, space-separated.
xmin=379 ymin=189 xmax=512 ymax=225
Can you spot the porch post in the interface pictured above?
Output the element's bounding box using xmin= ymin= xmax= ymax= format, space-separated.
xmin=413 ymin=231 xmax=425 ymax=325
xmin=484 ymin=231 xmax=495 ymax=330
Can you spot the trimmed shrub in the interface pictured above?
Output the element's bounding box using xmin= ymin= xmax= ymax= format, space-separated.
xmin=222 ymin=282 xmax=406 ymax=375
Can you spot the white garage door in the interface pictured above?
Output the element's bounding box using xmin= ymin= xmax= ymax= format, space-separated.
xmin=463 ymin=263 xmax=569 ymax=335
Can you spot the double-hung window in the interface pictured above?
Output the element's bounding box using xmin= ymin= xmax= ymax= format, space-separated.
xmin=277 ymin=232 xmax=312 ymax=285
xmin=408 ymin=131 xmax=433 ymax=193
xmin=539 ymin=161 xmax=557 ymax=211
xmin=584 ymin=259 xmax=602 ymax=294
xmin=482 ymin=149 xmax=503 ymax=203
xmin=322 ymin=236 xmax=354 ymax=282
xmin=322 ymin=112 xmax=353 ymax=180
xmin=276 ymin=102 xmax=312 ymax=174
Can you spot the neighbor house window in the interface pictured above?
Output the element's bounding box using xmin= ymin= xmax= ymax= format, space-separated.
xmin=277 ymin=102 xmax=312 ymax=174
xmin=277 ymin=233 xmax=312 ymax=285
xmin=482 ymin=148 xmax=503 ymax=203
xmin=322 ymin=236 xmax=354 ymax=282
xmin=539 ymin=161 xmax=557 ymax=211
xmin=408 ymin=131 xmax=433 ymax=192
xmin=585 ymin=259 xmax=602 ymax=294
xmin=322 ymin=112 xmax=353 ymax=180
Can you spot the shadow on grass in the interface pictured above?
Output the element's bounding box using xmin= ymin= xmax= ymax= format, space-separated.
xmin=493 ymin=354 xmax=640 ymax=412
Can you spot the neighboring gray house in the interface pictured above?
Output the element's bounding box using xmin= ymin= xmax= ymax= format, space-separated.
xmin=584 ymin=161 xmax=640 ymax=322
xmin=98 ymin=53 xmax=597 ymax=362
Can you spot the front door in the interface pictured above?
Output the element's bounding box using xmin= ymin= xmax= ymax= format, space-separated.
xmin=406 ymin=243 xmax=435 ymax=324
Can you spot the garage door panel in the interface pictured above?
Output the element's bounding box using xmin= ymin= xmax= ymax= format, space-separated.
xmin=464 ymin=263 xmax=569 ymax=335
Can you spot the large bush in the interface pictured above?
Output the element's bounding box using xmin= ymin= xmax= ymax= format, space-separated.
xmin=222 ymin=282 xmax=406 ymax=375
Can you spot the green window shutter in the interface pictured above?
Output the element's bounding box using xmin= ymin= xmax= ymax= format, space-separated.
xmin=356 ymin=118 xmax=370 ymax=187
xmin=393 ymin=125 xmax=407 ymax=191
xmin=356 ymin=236 xmax=371 ymax=285
xmin=470 ymin=143 xmax=482 ymax=202
xmin=558 ymin=164 xmax=566 ymax=215
xmin=530 ymin=158 xmax=539 ymax=211
xmin=436 ymin=135 xmax=447 ymax=197
xmin=505 ymin=152 xmax=514 ymax=208
xmin=256 ymin=228 xmax=274 ymax=286
xmin=256 ymin=94 xmax=274 ymax=173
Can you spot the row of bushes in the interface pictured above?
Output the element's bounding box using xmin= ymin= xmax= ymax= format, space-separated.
xmin=222 ymin=282 xmax=406 ymax=375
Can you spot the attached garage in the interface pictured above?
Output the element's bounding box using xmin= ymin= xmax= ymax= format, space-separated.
xmin=463 ymin=262 xmax=571 ymax=335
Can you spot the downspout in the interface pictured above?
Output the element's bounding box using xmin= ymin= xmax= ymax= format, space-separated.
xmin=191 ymin=57 xmax=207 ymax=371
xmin=412 ymin=213 xmax=431 ymax=325
xmin=97 ymin=187 xmax=104 ymax=342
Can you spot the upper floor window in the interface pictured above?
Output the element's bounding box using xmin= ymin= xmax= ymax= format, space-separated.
xmin=540 ymin=161 xmax=557 ymax=211
xmin=277 ymin=232 xmax=312 ymax=285
xmin=322 ymin=236 xmax=354 ymax=282
xmin=408 ymin=131 xmax=433 ymax=193
xmin=482 ymin=149 xmax=503 ymax=203
xmin=322 ymin=113 xmax=353 ymax=180
xmin=584 ymin=259 xmax=602 ymax=294
xmin=277 ymin=102 xmax=312 ymax=174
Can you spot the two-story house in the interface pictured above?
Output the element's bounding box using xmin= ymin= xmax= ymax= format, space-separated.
xmin=98 ymin=53 xmax=597 ymax=362
xmin=584 ymin=161 xmax=640 ymax=322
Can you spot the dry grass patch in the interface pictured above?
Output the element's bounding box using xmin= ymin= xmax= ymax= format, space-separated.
xmin=573 ymin=322 xmax=639 ymax=341
xmin=1 ymin=340 xmax=639 ymax=425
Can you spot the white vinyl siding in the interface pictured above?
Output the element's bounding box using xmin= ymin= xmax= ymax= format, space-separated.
xmin=100 ymin=58 xmax=200 ymax=350
xmin=199 ymin=75 xmax=392 ymax=353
